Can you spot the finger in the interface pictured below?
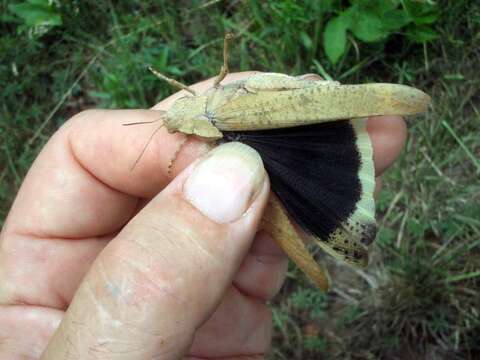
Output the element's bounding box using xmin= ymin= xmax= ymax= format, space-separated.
xmin=41 ymin=143 xmax=271 ymax=359
xmin=367 ymin=115 xmax=407 ymax=176
xmin=78 ymin=72 xmax=260 ymax=197
xmin=0 ymin=73 xmax=261 ymax=310
xmin=233 ymin=231 xmax=288 ymax=301
xmin=0 ymin=232 xmax=109 ymax=309
xmin=6 ymin=72 xmax=260 ymax=239
xmin=190 ymin=287 xmax=271 ymax=357
xmin=0 ymin=305 xmax=62 ymax=359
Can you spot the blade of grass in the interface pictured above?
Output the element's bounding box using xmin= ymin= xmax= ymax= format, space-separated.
xmin=446 ymin=271 xmax=480 ymax=283
xmin=441 ymin=120 xmax=480 ymax=174
xmin=26 ymin=55 xmax=97 ymax=147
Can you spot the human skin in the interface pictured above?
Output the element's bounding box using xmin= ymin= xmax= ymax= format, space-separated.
xmin=0 ymin=72 xmax=407 ymax=359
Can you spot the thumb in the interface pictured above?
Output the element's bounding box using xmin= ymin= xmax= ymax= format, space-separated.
xmin=41 ymin=142 xmax=269 ymax=359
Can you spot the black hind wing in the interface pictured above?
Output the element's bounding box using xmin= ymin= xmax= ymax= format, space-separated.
xmin=223 ymin=119 xmax=376 ymax=266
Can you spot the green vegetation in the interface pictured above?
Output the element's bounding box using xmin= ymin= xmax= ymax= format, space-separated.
xmin=1 ymin=0 xmax=479 ymax=358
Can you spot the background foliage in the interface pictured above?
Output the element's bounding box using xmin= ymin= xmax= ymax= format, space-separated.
xmin=1 ymin=0 xmax=479 ymax=358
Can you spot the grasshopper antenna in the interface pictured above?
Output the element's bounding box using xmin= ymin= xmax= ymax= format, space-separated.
xmin=148 ymin=66 xmax=197 ymax=96
xmin=122 ymin=118 xmax=166 ymax=171
xmin=214 ymin=32 xmax=234 ymax=88
xmin=129 ymin=123 xmax=165 ymax=171
xmin=122 ymin=119 xmax=162 ymax=126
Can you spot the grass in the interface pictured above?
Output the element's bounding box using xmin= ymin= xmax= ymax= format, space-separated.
xmin=1 ymin=0 xmax=479 ymax=359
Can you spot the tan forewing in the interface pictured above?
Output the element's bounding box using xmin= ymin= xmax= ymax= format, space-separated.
xmin=213 ymin=83 xmax=431 ymax=131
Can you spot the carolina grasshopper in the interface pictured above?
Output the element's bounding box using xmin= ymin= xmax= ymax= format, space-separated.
xmin=130 ymin=34 xmax=430 ymax=290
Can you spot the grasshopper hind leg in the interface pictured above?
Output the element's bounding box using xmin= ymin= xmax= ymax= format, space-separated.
xmin=213 ymin=33 xmax=234 ymax=88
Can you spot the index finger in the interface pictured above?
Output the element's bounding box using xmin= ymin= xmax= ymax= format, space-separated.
xmin=0 ymin=73 xmax=261 ymax=310
xmin=6 ymin=73 xmax=259 ymax=240
xmin=66 ymin=72 xmax=262 ymax=199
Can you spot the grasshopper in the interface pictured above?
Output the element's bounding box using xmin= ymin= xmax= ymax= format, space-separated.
xmin=129 ymin=34 xmax=430 ymax=290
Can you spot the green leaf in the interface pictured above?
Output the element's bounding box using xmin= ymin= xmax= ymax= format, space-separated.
xmin=0 ymin=13 xmax=18 ymax=23
xmin=407 ymin=25 xmax=439 ymax=43
xmin=377 ymin=227 xmax=396 ymax=247
xmin=309 ymin=0 xmax=334 ymax=13
xmin=412 ymin=12 xmax=439 ymax=25
xmin=351 ymin=11 xmax=388 ymax=42
xmin=318 ymin=0 xmax=334 ymax=12
xmin=299 ymin=31 xmax=313 ymax=49
xmin=403 ymin=0 xmax=439 ymax=25
xmin=8 ymin=2 xmax=62 ymax=27
xmin=382 ymin=9 xmax=411 ymax=31
xmin=443 ymin=73 xmax=465 ymax=81
xmin=323 ymin=14 xmax=350 ymax=64
xmin=352 ymin=0 xmax=399 ymax=14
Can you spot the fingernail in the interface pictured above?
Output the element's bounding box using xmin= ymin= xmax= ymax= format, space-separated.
xmin=184 ymin=142 xmax=266 ymax=224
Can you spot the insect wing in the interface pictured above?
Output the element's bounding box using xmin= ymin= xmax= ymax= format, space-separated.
xmin=214 ymin=83 xmax=430 ymax=131
xmin=222 ymin=118 xmax=376 ymax=266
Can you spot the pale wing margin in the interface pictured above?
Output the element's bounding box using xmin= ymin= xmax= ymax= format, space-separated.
xmin=214 ymin=83 xmax=430 ymax=131
xmin=312 ymin=118 xmax=377 ymax=267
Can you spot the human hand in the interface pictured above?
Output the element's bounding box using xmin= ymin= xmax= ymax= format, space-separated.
xmin=0 ymin=73 xmax=406 ymax=359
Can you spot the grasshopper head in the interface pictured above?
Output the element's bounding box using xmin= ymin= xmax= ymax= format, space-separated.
xmin=164 ymin=95 xmax=223 ymax=140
